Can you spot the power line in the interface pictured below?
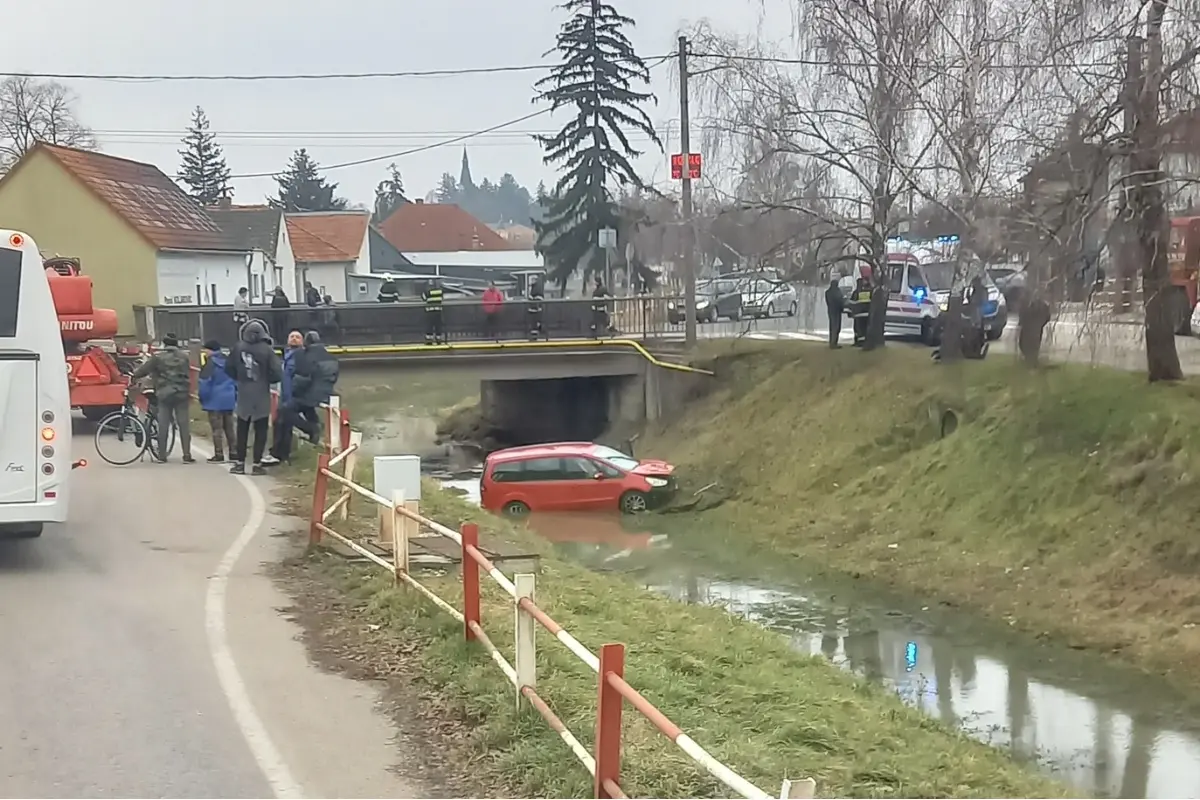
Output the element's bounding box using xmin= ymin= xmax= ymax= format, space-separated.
xmin=226 ymin=108 xmax=555 ymax=179
xmin=1 ymin=55 xmax=675 ymax=83
xmin=687 ymin=51 xmax=1118 ymax=71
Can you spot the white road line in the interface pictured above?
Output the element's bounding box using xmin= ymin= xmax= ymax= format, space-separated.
xmin=194 ymin=440 xmax=305 ymax=799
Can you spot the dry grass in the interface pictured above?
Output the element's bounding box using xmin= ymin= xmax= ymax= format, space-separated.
xmin=641 ymin=339 xmax=1200 ymax=688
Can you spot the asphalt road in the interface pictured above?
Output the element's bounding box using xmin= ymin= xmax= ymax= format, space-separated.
xmin=687 ymin=287 xmax=1200 ymax=374
xmin=0 ymin=426 xmax=422 ymax=799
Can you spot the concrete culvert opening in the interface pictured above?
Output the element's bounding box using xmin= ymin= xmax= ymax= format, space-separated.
xmin=940 ymin=409 xmax=959 ymax=438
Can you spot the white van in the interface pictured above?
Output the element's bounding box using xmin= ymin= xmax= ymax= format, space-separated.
xmin=0 ymin=230 xmax=72 ymax=538
xmin=884 ymin=254 xmax=944 ymax=343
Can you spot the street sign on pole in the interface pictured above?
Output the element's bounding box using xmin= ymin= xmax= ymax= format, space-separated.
xmin=598 ymin=227 xmax=617 ymax=249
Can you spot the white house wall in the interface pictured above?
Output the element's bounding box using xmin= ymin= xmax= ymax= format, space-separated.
xmin=297 ymin=262 xmax=351 ymax=302
xmin=274 ymin=219 xmax=299 ymax=300
xmin=354 ymin=227 xmax=372 ymax=275
xmin=156 ymin=251 xmax=248 ymax=306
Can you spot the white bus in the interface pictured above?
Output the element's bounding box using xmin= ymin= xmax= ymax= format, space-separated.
xmin=0 ymin=230 xmax=72 ymax=538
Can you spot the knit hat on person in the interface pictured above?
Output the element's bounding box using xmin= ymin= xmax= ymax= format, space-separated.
xmin=163 ymin=333 xmax=179 ymax=347
xmin=204 ymin=339 xmax=221 ymax=352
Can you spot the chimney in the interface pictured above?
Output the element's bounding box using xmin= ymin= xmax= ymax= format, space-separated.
xmin=415 ymin=198 xmax=424 ymax=204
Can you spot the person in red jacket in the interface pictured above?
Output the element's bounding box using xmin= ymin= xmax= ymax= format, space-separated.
xmin=481 ymin=281 xmax=504 ymax=341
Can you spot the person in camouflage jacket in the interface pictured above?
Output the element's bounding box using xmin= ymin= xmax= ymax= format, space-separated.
xmin=132 ymin=333 xmax=195 ymax=463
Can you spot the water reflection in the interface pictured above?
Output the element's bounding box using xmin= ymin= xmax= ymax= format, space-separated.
xmin=436 ymin=478 xmax=1200 ymax=798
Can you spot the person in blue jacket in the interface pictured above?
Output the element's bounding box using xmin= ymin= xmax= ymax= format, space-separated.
xmin=197 ymin=340 xmax=237 ymax=463
xmin=264 ymin=330 xmax=304 ymax=466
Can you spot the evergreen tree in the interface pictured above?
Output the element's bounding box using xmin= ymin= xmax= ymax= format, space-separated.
xmin=373 ymin=162 xmax=407 ymax=221
xmin=177 ymin=106 xmax=231 ymax=205
xmin=270 ymin=148 xmax=348 ymax=212
xmin=435 ymin=172 xmax=459 ymax=203
xmin=533 ymin=0 xmax=661 ymax=287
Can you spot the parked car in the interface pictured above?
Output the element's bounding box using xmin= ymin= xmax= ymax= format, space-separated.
xmin=740 ymin=278 xmax=799 ymax=318
xmin=480 ymin=442 xmax=677 ymax=516
xmin=921 ymin=261 xmax=1010 ymax=341
xmin=667 ymin=278 xmax=741 ymax=323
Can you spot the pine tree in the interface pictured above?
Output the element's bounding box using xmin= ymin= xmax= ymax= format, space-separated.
xmin=533 ymin=0 xmax=661 ymax=287
xmin=435 ymin=172 xmax=459 ymax=203
xmin=373 ymin=162 xmax=407 ymax=221
xmin=177 ymin=106 xmax=231 ymax=205
xmin=270 ymin=148 xmax=348 ymax=212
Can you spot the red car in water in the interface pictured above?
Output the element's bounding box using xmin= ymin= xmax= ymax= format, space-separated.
xmin=480 ymin=442 xmax=676 ymax=516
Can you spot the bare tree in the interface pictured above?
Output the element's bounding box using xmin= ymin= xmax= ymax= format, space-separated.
xmin=0 ymin=76 xmax=96 ymax=170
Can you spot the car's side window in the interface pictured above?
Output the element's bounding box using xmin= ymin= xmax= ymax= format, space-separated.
xmin=520 ymin=457 xmax=565 ymax=481
xmin=559 ymin=457 xmax=596 ymax=479
xmin=490 ymin=461 xmax=524 ymax=483
xmin=888 ymin=264 xmax=905 ymax=293
xmin=907 ymin=265 xmax=928 ymax=292
xmin=590 ymin=459 xmax=623 ymax=478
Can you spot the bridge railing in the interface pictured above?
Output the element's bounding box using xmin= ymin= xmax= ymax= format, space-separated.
xmin=140 ymin=295 xmax=682 ymax=347
xmin=303 ymin=401 xmax=815 ymax=800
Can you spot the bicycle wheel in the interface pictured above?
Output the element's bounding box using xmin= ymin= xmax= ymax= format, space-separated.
xmin=144 ymin=415 xmax=176 ymax=461
xmin=94 ymin=411 xmax=151 ymax=466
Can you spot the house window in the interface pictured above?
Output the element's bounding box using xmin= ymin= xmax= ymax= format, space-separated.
xmin=251 ymin=273 xmax=262 ymax=299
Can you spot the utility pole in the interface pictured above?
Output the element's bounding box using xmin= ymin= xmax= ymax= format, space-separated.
xmin=678 ymin=34 xmax=697 ymax=348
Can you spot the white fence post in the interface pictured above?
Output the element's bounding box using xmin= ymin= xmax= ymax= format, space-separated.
xmin=341 ymin=429 xmax=362 ymax=521
xmin=780 ymin=778 xmax=816 ymax=799
xmin=392 ymin=489 xmax=409 ymax=580
xmin=514 ymin=572 xmax=537 ymax=709
xmin=326 ymin=395 xmax=342 ymax=455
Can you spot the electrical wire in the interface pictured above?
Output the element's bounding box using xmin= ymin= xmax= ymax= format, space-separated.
xmin=0 ymin=55 xmax=675 ymax=83
xmin=687 ymin=50 xmax=1118 ymax=71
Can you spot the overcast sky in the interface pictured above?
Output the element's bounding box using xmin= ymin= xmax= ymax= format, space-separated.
xmin=3 ymin=0 xmax=793 ymax=208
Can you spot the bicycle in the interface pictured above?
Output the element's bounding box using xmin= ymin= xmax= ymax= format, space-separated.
xmin=93 ymin=386 xmax=177 ymax=466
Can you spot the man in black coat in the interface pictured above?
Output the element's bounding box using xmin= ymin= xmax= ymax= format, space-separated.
xmin=824 ymin=278 xmax=845 ymax=349
xmin=287 ymin=331 xmax=341 ymax=446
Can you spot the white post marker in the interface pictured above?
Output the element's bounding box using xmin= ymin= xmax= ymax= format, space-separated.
xmin=392 ymin=488 xmax=409 ymax=578
xmin=780 ymin=777 xmax=816 ymax=799
xmin=514 ymin=573 xmax=537 ymax=709
xmin=326 ymin=395 xmax=341 ymax=455
xmin=374 ymin=455 xmax=421 ymax=549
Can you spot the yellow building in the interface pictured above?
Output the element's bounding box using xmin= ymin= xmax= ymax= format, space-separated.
xmin=0 ymin=143 xmax=247 ymax=334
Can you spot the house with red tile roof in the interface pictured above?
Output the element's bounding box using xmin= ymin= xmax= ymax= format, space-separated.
xmin=207 ymin=200 xmax=296 ymax=305
xmin=0 ymin=143 xmax=248 ymax=333
xmin=284 ymin=210 xmax=415 ymax=302
xmin=377 ymin=199 xmax=544 ymax=291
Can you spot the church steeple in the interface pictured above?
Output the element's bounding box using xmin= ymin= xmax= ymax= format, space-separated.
xmin=459 ymin=148 xmax=475 ymax=190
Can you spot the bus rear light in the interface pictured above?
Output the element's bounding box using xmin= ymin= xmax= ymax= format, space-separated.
xmin=8 ymin=233 xmax=23 ymax=248
xmin=41 ymin=410 xmax=54 ymax=424
xmin=41 ymin=445 xmax=54 ymax=459
xmin=40 ymin=427 xmax=55 ymax=442
xmin=41 ymin=463 xmax=54 ymax=476
xmin=44 ymin=491 xmax=56 ymax=499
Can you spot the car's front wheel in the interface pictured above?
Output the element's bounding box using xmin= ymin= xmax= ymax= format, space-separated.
xmin=619 ymin=491 xmax=649 ymax=514
xmin=787 ymin=301 xmax=798 ymax=316
xmin=985 ymin=326 xmax=1003 ymax=341
xmin=765 ymin=302 xmax=775 ymax=318
xmin=502 ymin=500 xmax=530 ymax=518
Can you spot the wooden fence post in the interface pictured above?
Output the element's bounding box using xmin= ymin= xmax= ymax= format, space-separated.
xmin=340 ymin=408 xmax=352 ymax=452
xmin=595 ymin=643 xmax=625 ymax=799
xmin=340 ymin=429 xmax=362 ymax=521
xmin=326 ymin=396 xmax=341 ymax=455
xmin=392 ymin=489 xmax=409 ymax=581
xmin=461 ymin=523 xmax=481 ymax=641
xmin=310 ymin=453 xmax=331 ymax=546
xmin=514 ymin=573 xmax=537 ymax=709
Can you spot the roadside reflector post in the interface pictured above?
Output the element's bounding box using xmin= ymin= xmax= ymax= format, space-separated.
xmin=595 ymin=643 xmax=625 ymax=799
xmin=461 ymin=523 xmax=481 ymax=641
xmin=392 ymin=489 xmax=409 ymax=582
xmin=310 ymin=453 xmax=331 ymax=547
xmin=780 ymin=777 xmax=817 ymax=799
xmin=326 ymin=396 xmax=341 ymax=455
xmin=514 ymin=573 xmax=537 ymax=709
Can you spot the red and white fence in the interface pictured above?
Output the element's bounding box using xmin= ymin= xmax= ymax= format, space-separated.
xmin=307 ymin=426 xmax=816 ymax=800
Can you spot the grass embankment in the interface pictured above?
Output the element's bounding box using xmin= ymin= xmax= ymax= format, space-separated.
xmin=642 ymin=340 xmax=1200 ymax=687
xmin=264 ymin=452 xmax=1061 ymax=798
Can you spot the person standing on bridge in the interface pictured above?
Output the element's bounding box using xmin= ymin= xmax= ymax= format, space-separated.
xmin=233 ymin=287 xmax=250 ymax=326
xmin=377 ymin=277 xmax=401 ymax=302
xmin=482 ymin=281 xmax=504 ymax=341
xmin=132 ymin=333 xmax=195 ymax=464
xmin=824 ymin=277 xmax=845 ymax=349
xmin=225 ymin=319 xmax=282 ymax=476
xmin=197 ymin=340 xmax=237 ymax=463
xmin=589 ymin=275 xmax=612 ymax=338
xmin=527 ymin=276 xmax=545 ymax=340
xmin=422 ymin=277 xmax=445 ymax=345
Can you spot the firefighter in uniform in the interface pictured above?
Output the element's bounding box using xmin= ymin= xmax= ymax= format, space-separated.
xmin=422 ymin=278 xmax=445 ymax=344
xmin=377 ymin=278 xmax=400 ymax=302
xmin=589 ymin=275 xmax=611 ymax=338
xmin=851 ymin=274 xmax=872 ymax=347
xmin=528 ymin=276 xmax=545 ymax=340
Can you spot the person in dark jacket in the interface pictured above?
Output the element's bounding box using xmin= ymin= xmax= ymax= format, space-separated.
xmin=851 ymin=275 xmax=872 ymax=347
xmin=422 ymin=277 xmax=445 ymax=344
xmin=263 ymin=330 xmax=304 ymax=466
xmin=589 ymin=275 xmax=611 ymax=337
xmin=824 ymin=278 xmax=845 ymax=349
xmin=304 ymin=281 xmax=322 ymax=307
xmin=132 ymin=332 xmax=195 ymax=464
xmin=268 ymin=286 xmax=291 ymax=346
xmin=225 ymin=319 xmax=283 ymax=475
xmin=197 ymin=340 xmax=237 ymax=463
xmin=319 ymin=295 xmax=339 ymax=344
xmin=377 ymin=278 xmax=401 ymax=302
xmin=288 ymin=331 xmax=340 ymax=446
xmin=527 ymin=277 xmax=545 ymax=340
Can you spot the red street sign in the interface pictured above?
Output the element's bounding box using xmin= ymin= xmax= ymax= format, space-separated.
xmin=670 ymin=153 xmax=702 ymax=180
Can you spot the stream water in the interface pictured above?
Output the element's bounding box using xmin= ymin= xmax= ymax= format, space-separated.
xmin=430 ymin=469 xmax=1200 ymax=798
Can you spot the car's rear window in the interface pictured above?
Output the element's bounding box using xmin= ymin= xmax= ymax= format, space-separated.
xmin=490 ymin=456 xmax=564 ymax=482
xmin=0 ymin=248 xmax=20 ymax=338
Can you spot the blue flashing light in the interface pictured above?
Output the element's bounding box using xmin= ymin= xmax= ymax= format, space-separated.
xmin=913 ymin=287 xmax=927 ymax=302
xmin=905 ymin=641 xmax=918 ymax=672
